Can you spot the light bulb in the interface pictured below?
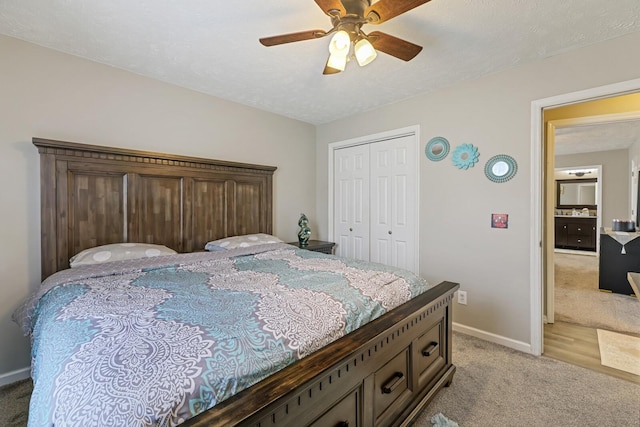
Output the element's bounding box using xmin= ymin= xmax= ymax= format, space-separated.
xmin=355 ymin=38 xmax=377 ymax=67
xmin=327 ymin=52 xmax=347 ymax=71
xmin=329 ymin=30 xmax=350 ymax=56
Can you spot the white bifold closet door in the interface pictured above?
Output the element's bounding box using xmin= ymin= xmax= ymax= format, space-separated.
xmin=369 ymin=136 xmax=417 ymax=272
xmin=334 ymin=143 xmax=370 ymax=261
xmin=333 ymin=134 xmax=417 ymax=273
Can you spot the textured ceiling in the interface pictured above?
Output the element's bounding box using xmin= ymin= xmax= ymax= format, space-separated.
xmin=555 ymin=120 xmax=640 ymax=155
xmin=1 ymin=0 xmax=640 ymax=125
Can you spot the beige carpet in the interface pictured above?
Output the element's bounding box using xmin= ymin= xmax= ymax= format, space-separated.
xmin=554 ymin=252 xmax=640 ymax=334
xmin=597 ymin=329 xmax=640 ymax=376
xmin=417 ymin=333 xmax=640 ymax=427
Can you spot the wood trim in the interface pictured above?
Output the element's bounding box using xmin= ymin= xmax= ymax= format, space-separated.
xmin=32 ymin=138 xmax=277 ymax=173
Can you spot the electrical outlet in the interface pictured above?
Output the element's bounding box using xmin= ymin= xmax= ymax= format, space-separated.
xmin=457 ymin=290 xmax=467 ymax=305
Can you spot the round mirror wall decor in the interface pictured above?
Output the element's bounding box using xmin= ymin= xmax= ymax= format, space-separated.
xmin=425 ymin=137 xmax=450 ymax=161
xmin=485 ymin=154 xmax=518 ymax=183
xmin=451 ymin=143 xmax=480 ymax=170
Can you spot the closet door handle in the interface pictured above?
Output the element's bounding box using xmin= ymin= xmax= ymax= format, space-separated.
xmin=349 ymin=228 xmax=353 ymax=232
xmin=388 ymin=230 xmax=392 ymax=235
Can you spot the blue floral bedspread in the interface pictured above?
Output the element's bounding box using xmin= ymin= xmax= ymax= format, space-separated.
xmin=16 ymin=243 xmax=432 ymax=426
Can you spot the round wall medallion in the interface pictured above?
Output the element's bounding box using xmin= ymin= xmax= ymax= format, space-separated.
xmin=425 ymin=137 xmax=450 ymax=161
xmin=451 ymin=143 xmax=479 ymax=169
xmin=485 ymin=154 xmax=518 ymax=183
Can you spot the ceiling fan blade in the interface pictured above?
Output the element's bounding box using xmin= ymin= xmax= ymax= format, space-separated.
xmin=365 ymin=0 xmax=431 ymax=24
xmin=314 ymin=0 xmax=346 ymax=17
xmin=368 ymin=31 xmax=423 ymax=61
xmin=260 ymin=29 xmax=328 ymax=46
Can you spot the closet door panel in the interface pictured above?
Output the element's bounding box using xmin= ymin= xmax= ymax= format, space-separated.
xmin=371 ymin=146 xmax=392 ymax=265
xmin=370 ymin=136 xmax=417 ymax=273
xmin=391 ymin=147 xmax=415 ymax=272
xmin=334 ymin=145 xmax=370 ymax=261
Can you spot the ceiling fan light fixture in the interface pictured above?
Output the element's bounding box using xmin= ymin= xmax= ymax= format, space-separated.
xmin=327 ymin=52 xmax=347 ymax=71
xmin=354 ymin=38 xmax=377 ymax=67
xmin=259 ymin=0 xmax=431 ymax=74
xmin=329 ymin=30 xmax=350 ymax=56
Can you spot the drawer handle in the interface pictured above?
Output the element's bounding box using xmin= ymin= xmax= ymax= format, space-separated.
xmin=381 ymin=372 xmax=404 ymax=394
xmin=422 ymin=342 xmax=439 ymax=357
xmin=336 ymin=422 xmax=349 ymax=427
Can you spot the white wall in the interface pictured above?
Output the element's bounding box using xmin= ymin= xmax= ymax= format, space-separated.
xmin=316 ymin=31 xmax=640 ymax=347
xmin=0 ymin=35 xmax=316 ymax=380
xmin=556 ymin=149 xmax=629 ymax=225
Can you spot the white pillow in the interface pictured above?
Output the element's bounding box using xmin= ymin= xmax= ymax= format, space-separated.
xmin=205 ymin=233 xmax=283 ymax=251
xmin=69 ymin=243 xmax=177 ymax=267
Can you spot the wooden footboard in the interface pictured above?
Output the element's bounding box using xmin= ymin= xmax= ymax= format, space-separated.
xmin=184 ymin=281 xmax=459 ymax=427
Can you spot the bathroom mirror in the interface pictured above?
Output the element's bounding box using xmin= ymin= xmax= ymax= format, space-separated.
xmin=484 ymin=154 xmax=517 ymax=183
xmin=425 ymin=137 xmax=450 ymax=161
xmin=556 ymin=178 xmax=597 ymax=208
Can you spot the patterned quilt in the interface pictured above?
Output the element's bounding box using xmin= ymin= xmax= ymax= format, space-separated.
xmin=16 ymin=243 xmax=432 ymax=426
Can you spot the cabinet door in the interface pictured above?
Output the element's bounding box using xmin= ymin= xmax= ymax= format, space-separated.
xmin=369 ymin=135 xmax=418 ymax=273
xmin=555 ymin=219 xmax=568 ymax=248
xmin=334 ymin=145 xmax=370 ymax=261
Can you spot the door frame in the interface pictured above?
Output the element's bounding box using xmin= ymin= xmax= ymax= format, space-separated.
xmin=530 ymin=78 xmax=640 ymax=356
xmin=328 ymin=125 xmax=421 ymax=274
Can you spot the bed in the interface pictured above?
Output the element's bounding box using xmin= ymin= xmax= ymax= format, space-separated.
xmin=19 ymin=138 xmax=458 ymax=426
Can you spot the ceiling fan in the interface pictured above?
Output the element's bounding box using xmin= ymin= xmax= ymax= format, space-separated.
xmin=259 ymin=0 xmax=431 ymax=75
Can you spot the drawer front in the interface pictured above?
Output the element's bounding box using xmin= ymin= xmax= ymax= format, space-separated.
xmin=567 ymin=233 xmax=593 ymax=249
xmin=414 ymin=320 xmax=445 ymax=384
xmin=310 ymin=387 xmax=360 ymax=427
xmin=568 ymin=223 xmax=592 ymax=237
xmin=313 ymin=246 xmax=334 ymax=254
xmin=373 ymin=348 xmax=410 ymax=422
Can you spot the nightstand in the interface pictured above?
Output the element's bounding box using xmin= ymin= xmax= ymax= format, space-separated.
xmin=287 ymin=240 xmax=335 ymax=254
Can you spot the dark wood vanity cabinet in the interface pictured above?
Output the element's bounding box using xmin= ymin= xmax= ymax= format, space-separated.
xmin=555 ymin=216 xmax=597 ymax=251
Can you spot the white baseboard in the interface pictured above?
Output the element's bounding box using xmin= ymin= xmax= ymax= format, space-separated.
xmin=0 ymin=367 xmax=30 ymax=387
xmin=453 ymin=322 xmax=534 ymax=354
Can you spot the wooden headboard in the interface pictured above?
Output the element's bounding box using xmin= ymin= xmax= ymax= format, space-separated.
xmin=34 ymin=138 xmax=277 ymax=280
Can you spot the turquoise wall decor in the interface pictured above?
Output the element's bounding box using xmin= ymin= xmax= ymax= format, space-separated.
xmin=425 ymin=137 xmax=450 ymax=161
xmin=485 ymin=154 xmax=518 ymax=183
xmin=451 ymin=144 xmax=479 ymax=169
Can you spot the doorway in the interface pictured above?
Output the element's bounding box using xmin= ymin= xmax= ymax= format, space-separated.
xmin=530 ymin=79 xmax=640 ymax=357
